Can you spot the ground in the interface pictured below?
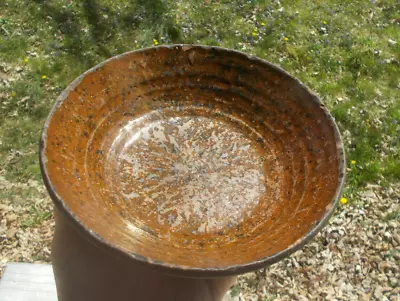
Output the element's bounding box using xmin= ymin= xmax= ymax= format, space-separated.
xmin=0 ymin=0 xmax=399 ymax=300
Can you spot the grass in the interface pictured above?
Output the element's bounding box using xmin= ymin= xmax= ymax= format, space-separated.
xmin=264 ymin=297 xmax=277 ymax=301
xmin=230 ymin=284 xmax=241 ymax=297
xmin=21 ymin=208 xmax=52 ymax=228
xmin=0 ymin=1 xmax=399 ymax=212
xmin=383 ymin=211 xmax=400 ymax=222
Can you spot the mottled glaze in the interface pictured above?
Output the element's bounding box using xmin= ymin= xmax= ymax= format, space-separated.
xmin=40 ymin=45 xmax=345 ymax=277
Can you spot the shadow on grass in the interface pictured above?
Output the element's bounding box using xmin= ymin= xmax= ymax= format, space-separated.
xmin=30 ymin=0 xmax=180 ymax=63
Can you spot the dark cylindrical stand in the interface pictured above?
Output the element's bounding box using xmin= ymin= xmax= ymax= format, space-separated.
xmin=52 ymin=210 xmax=236 ymax=301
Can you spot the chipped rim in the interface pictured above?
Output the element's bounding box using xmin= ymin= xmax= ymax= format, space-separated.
xmin=39 ymin=44 xmax=346 ymax=278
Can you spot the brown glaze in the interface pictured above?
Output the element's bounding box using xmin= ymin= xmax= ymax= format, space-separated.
xmin=40 ymin=45 xmax=345 ymax=277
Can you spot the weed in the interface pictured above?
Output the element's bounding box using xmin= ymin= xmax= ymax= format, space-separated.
xmin=230 ymin=285 xmax=241 ymax=297
xmin=22 ymin=208 xmax=52 ymax=228
xmin=383 ymin=211 xmax=400 ymax=222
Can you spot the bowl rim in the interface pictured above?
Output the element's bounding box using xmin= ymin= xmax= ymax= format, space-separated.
xmin=39 ymin=44 xmax=346 ymax=277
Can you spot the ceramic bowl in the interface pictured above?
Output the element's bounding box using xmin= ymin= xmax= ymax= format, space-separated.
xmin=40 ymin=45 xmax=345 ymax=277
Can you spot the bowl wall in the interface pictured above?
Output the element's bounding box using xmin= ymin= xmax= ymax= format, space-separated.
xmin=40 ymin=45 xmax=345 ymax=276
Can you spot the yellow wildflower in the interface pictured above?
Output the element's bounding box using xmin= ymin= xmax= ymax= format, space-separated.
xmin=24 ymin=58 xmax=29 ymax=63
xmin=351 ymin=160 xmax=356 ymax=165
xmin=284 ymin=37 xmax=289 ymax=41
xmin=11 ymin=91 xmax=17 ymax=97
xmin=153 ymin=39 xmax=159 ymax=45
xmin=42 ymin=75 xmax=47 ymax=79
xmin=252 ymin=31 xmax=257 ymax=37
xmin=340 ymin=197 xmax=348 ymax=205
xmin=261 ymin=22 xmax=266 ymax=26
xmin=323 ymin=20 xmax=327 ymax=25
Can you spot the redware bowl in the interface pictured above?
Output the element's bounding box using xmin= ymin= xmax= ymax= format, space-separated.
xmin=40 ymin=45 xmax=345 ymax=277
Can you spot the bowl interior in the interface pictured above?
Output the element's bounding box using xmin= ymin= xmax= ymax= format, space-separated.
xmin=41 ymin=45 xmax=344 ymax=274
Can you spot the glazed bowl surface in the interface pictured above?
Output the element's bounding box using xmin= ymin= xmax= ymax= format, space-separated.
xmin=40 ymin=45 xmax=345 ymax=277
